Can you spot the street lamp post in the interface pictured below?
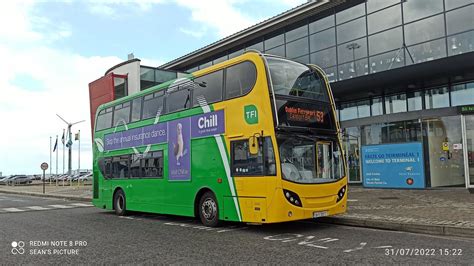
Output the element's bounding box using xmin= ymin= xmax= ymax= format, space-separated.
xmin=346 ymin=42 xmax=361 ymax=76
xmin=56 ymin=114 xmax=85 ymax=176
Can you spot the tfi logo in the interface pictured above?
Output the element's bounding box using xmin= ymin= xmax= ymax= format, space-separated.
xmin=244 ymin=105 xmax=258 ymax=125
xmin=198 ymin=114 xmax=218 ymax=129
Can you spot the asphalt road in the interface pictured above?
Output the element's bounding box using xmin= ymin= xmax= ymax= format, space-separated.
xmin=1 ymin=193 xmax=473 ymax=264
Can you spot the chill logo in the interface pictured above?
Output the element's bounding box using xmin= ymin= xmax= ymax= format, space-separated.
xmin=11 ymin=241 xmax=25 ymax=255
xmin=244 ymin=105 xmax=258 ymax=125
xmin=190 ymin=110 xmax=225 ymax=137
xmin=198 ymin=113 xmax=218 ymax=129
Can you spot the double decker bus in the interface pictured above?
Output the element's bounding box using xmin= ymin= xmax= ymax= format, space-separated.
xmin=91 ymin=51 xmax=347 ymax=226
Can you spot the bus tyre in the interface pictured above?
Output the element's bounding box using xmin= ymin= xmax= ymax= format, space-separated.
xmin=199 ymin=192 xmax=220 ymax=227
xmin=113 ymin=189 xmax=127 ymax=216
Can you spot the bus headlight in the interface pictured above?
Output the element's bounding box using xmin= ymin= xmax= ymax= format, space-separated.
xmin=336 ymin=185 xmax=346 ymax=203
xmin=283 ymin=189 xmax=302 ymax=207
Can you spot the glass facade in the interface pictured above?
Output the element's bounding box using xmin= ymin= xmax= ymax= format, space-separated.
xmin=342 ymin=127 xmax=361 ymax=183
xmin=385 ymin=93 xmax=407 ymax=114
xmin=451 ymin=82 xmax=474 ymax=106
xmin=338 ymin=81 xmax=474 ymax=121
xmin=310 ymin=28 xmax=335 ymax=52
xmin=361 ymin=120 xmax=422 ymax=145
xmin=404 ymin=15 xmax=445 ymax=46
xmin=424 ymin=116 xmax=465 ymax=187
xmin=425 ymin=87 xmax=449 ymax=109
xmin=140 ymin=67 xmax=178 ymax=91
xmin=407 ymin=91 xmax=423 ymax=111
xmin=183 ymin=1 xmax=474 ymax=84
xmin=343 ymin=115 xmax=469 ymax=187
xmin=367 ymin=4 xmax=401 ymax=34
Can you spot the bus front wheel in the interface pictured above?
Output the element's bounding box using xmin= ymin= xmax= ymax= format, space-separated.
xmin=199 ymin=192 xmax=220 ymax=227
xmin=113 ymin=189 xmax=127 ymax=216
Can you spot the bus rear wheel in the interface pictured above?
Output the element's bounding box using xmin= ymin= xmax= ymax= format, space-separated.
xmin=113 ymin=189 xmax=127 ymax=216
xmin=199 ymin=192 xmax=220 ymax=227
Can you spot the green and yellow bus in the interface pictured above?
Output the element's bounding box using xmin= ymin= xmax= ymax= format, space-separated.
xmin=92 ymin=51 xmax=347 ymax=226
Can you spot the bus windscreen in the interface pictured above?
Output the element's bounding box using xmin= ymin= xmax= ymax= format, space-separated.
xmin=266 ymin=56 xmax=329 ymax=102
xmin=266 ymin=56 xmax=335 ymax=131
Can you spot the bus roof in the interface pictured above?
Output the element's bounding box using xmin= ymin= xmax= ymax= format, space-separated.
xmin=96 ymin=51 xmax=264 ymax=112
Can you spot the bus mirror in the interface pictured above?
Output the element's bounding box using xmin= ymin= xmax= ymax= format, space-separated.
xmin=249 ymin=136 xmax=259 ymax=155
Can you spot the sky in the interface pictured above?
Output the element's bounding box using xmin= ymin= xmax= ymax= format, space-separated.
xmin=0 ymin=0 xmax=307 ymax=175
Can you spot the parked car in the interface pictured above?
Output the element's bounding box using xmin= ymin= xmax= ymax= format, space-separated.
xmin=78 ymin=172 xmax=93 ymax=182
xmin=68 ymin=172 xmax=90 ymax=182
xmin=43 ymin=174 xmax=59 ymax=181
xmin=0 ymin=175 xmax=14 ymax=185
xmin=7 ymin=175 xmax=32 ymax=185
xmin=67 ymin=174 xmax=79 ymax=182
xmin=27 ymin=175 xmax=38 ymax=181
xmin=49 ymin=175 xmax=61 ymax=181
xmin=56 ymin=175 xmax=69 ymax=181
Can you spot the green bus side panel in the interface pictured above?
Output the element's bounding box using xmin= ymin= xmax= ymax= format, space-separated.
xmin=92 ymin=109 xmax=241 ymax=222
xmin=223 ymin=196 xmax=237 ymax=221
xmin=93 ymin=167 xmax=99 ymax=199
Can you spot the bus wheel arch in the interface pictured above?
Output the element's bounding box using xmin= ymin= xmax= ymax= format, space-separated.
xmin=113 ymin=187 xmax=127 ymax=216
xmin=194 ymin=188 xmax=221 ymax=227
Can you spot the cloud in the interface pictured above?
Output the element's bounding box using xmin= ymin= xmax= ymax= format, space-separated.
xmin=179 ymin=27 xmax=207 ymax=39
xmin=84 ymin=0 xmax=258 ymax=37
xmin=0 ymin=1 xmax=73 ymax=46
xmin=139 ymin=57 xmax=165 ymax=67
xmin=83 ymin=0 xmax=307 ymax=38
xmin=174 ymin=0 xmax=259 ymax=38
xmin=0 ymin=45 xmax=122 ymax=175
xmin=88 ymin=3 xmax=117 ymax=17
xmin=275 ymin=0 xmax=307 ymax=7
xmin=0 ymin=1 xmax=41 ymax=43
xmin=174 ymin=0 xmax=308 ymax=38
xmin=0 ymin=2 xmax=122 ymax=175
xmin=86 ymin=0 xmax=167 ymax=17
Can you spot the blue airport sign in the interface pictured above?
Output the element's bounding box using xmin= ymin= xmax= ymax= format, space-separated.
xmin=361 ymin=142 xmax=425 ymax=189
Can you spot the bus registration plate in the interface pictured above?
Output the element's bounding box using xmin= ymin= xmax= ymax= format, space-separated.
xmin=313 ymin=211 xmax=328 ymax=218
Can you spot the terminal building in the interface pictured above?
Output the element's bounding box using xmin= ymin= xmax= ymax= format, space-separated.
xmin=94 ymin=0 xmax=474 ymax=189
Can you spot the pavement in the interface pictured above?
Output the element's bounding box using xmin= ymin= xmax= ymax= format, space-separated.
xmin=0 ymin=182 xmax=91 ymax=202
xmin=1 ymin=193 xmax=473 ymax=264
xmin=0 ymin=183 xmax=473 ymax=239
xmin=321 ymin=186 xmax=474 ymax=239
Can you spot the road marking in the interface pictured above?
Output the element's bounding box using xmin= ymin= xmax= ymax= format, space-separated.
xmin=0 ymin=202 xmax=94 ymax=214
xmin=119 ymin=216 xmax=135 ymax=220
xmin=69 ymin=203 xmax=94 ymax=207
xmin=343 ymin=242 xmax=367 ymax=253
xmin=11 ymin=199 xmax=26 ymax=202
xmin=48 ymin=204 xmax=75 ymax=208
xmin=0 ymin=196 xmax=26 ymax=202
xmin=347 ymin=199 xmax=358 ymax=202
xmin=2 ymin=207 xmax=25 ymax=212
xmin=25 ymin=206 xmax=52 ymax=210
xmin=164 ymin=221 xmax=248 ymax=233
xmin=264 ymin=234 xmax=336 ymax=249
xmin=217 ymin=226 xmax=248 ymax=233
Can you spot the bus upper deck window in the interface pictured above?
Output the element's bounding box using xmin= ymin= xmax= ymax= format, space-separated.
xmin=225 ymin=61 xmax=257 ymax=99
